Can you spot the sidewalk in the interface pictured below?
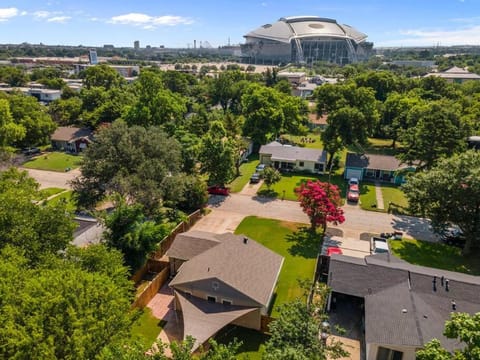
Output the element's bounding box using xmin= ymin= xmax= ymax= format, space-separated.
xmin=374 ymin=182 xmax=384 ymax=210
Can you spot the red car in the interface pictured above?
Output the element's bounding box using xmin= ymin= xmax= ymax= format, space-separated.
xmin=326 ymin=246 xmax=343 ymax=256
xmin=207 ymin=185 xmax=230 ymax=196
xmin=347 ymin=189 xmax=359 ymax=202
xmin=349 ymin=184 xmax=359 ymax=192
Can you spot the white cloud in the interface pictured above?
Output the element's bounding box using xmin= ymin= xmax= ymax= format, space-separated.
xmin=33 ymin=10 xmax=51 ymax=18
xmin=261 ymin=2 xmax=268 ymax=6
xmin=377 ymin=25 xmax=480 ymax=47
xmin=0 ymin=7 xmax=18 ymax=22
xmin=47 ymin=16 xmax=71 ymax=23
xmin=109 ymin=13 xmax=193 ymax=28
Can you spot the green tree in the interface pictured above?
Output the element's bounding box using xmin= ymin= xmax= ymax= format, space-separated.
xmin=402 ymin=151 xmax=480 ymax=255
xmin=103 ymin=198 xmax=170 ymax=272
xmin=72 ymin=120 xmax=184 ymax=213
xmin=0 ymin=168 xmax=75 ymax=261
xmin=263 ymin=166 xmax=281 ymax=190
xmin=83 ymin=64 xmax=125 ymax=90
xmin=0 ymin=246 xmax=133 ymax=360
xmin=200 ymin=121 xmax=236 ymax=185
xmin=49 ymin=96 xmax=83 ymax=125
xmin=0 ymin=98 xmax=25 ymax=148
xmin=399 ymin=100 xmax=467 ymax=169
xmin=416 ymin=313 xmax=480 ymax=360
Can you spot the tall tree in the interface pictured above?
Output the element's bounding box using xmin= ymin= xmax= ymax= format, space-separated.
xmin=0 ymin=98 xmax=25 ymax=148
xmin=398 ymin=100 xmax=467 ymax=169
xmin=83 ymin=64 xmax=125 ymax=90
xmin=200 ymin=121 xmax=236 ymax=185
xmin=295 ymin=180 xmax=345 ymax=233
xmin=402 ymin=151 xmax=480 ymax=255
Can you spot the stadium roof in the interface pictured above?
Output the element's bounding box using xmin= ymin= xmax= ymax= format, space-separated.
xmin=244 ymin=16 xmax=367 ymax=44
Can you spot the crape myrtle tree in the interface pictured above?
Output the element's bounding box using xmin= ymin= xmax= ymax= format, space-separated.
xmin=416 ymin=312 xmax=480 ymax=360
xmin=295 ymin=180 xmax=345 ymax=234
xmin=402 ymin=150 xmax=480 ymax=255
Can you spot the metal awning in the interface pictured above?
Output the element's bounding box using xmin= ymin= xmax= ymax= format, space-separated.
xmin=175 ymin=291 xmax=258 ymax=351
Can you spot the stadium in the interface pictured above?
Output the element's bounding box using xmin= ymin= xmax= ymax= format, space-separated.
xmin=241 ymin=16 xmax=372 ymax=65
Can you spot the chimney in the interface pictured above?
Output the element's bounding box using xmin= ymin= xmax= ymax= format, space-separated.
xmin=451 ymin=300 xmax=457 ymax=311
xmin=243 ymin=237 xmax=248 ymax=244
xmin=445 ymin=279 xmax=449 ymax=292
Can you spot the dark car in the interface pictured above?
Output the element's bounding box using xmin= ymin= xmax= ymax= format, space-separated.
xmin=250 ymin=173 xmax=261 ymax=184
xmin=441 ymin=228 xmax=465 ymax=248
xmin=207 ymin=185 xmax=230 ymax=196
xmin=22 ymin=147 xmax=41 ymax=156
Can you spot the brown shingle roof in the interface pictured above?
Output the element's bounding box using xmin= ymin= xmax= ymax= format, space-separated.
xmin=170 ymin=233 xmax=284 ymax=307
xmin=260 ymin=142 xmax=326 ymax=163
xmin=51 ymin=126 xmax=92 ymax=142
xmin=166 ymin=231 xmax=222 ymax=261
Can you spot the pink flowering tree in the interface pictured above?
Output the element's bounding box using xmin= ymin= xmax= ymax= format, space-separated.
xmin=295 ymin=180 xmax=345 ymax=233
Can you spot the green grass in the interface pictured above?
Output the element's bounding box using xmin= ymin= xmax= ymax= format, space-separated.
xmin=359 ymin=182 xmax=409 ymax=214
xmin=229 ymin=155 xmax=260 ymax=193
xmin=389 ymin=239 xmax=480 ymax=275
xmin=359 ymin=183 xmax=379 ymax=211
xmin=131 ymin=307 xmax=165 ymax=346
xmin=215 ymin=325 xmax=269 ymax=360
xmin=35 ymin=187 xmax=64 ymax=200
xmin=259 ymin=173 xmax=347 ymax=202
xmin=280 ymin=132 xmax=324 ymax=149
xmin=47 ymin=190 xmax=77 ymax=212
xmin=347 ymin=138 xmax=404 ymax=156
xmin=23 ymin=152 xmax=82 ymax=172
xmin=235 ymin=216 xmax=318 ymax=316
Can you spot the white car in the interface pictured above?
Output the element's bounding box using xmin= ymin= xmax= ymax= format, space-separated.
xmin=348 ymin=177 xmax=359 ymax=186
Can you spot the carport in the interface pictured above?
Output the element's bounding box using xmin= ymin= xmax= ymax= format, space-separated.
xmin=175 ymin=291 xmax=258 ymax=352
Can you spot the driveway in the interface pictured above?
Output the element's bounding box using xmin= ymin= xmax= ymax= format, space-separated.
xmin=194 ymin=193 xmax=438 ymax=242
xmin=21 ymin=167 xmax=80 ymax=189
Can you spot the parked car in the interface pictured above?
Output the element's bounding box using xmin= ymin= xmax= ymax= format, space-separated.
xmin=22 ymin=147 xmax=41 ymax=156
xmin=256 ymin=164 xmax=266 ymax=173
xmin=347 ymin=188 xmax=359 ymax=203
xmin=326 ymin=246 xmax=343 ymax=256
xmin=441 ymin=227 xmax=465 ymax=248
xmin=348 ymin=183 xmax=359 ymax=192
xmin=348 ymin=177 xmax=359 ymax=186
xmin=207 ymin=185 xmax=230 ymax=196
xmin=371 ymin=236 xmax=389 ymax=254
xmin=250 ymin=173 xmax=261 ymax=184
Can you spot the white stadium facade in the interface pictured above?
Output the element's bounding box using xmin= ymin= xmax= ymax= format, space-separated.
xmin=241 ymin=16 xmax=373 ymax=65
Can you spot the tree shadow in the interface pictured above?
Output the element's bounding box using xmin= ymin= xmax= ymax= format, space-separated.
xmin=391 ymin=214 xmax=438 ymax=242
xmin=253 ymin=189 xmax=278 ymax=203
xmin=207 ymin=194 xmax=229 ymax=208
xmin=286 ymin=227 xmax=321 ymax=258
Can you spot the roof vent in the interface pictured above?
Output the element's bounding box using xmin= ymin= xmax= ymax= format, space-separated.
xmin=243 ymin=237 xmax=248 ymax=244
xmin=451 ymin=300 xmax=457 ymax=311
xmin=402 ymin=309 xmax=408 ymax=313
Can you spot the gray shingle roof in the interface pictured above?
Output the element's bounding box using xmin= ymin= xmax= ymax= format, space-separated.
xmin=170 ymin=233 xmax=284 ymax=307
xmin=260 ymin=142 xmax=326 ymax=163
xmin=329 ymin=254 xmax=480 ymax=351
xmin=345 ymin=153 xmax=406 ymax=171
xmin=166 ymin=231 xmax=222 ymax=261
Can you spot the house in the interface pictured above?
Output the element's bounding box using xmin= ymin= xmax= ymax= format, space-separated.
xmin=277 ymin=71 xmax=306 ymax=85
xmin=259 ymin=141 xmax=327 ymax=173
xmin=293 ymin=81 xmax=318 ymax=98
xmin=167 ymin=231 xmax=284 ymax=352
xmin=327 ymin=253 xmax=480 ymax=360
xmin=344 ymin=153 xmax=413 ymax=185
xmin=51 ymin=127 xmax=93 ymax=153
xmin=424 ymin=66 xmax=480 ymax=84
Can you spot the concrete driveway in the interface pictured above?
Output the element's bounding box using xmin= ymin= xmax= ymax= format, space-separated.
xmin=194 ymin=193 xmax=438 ymax=242
xmin=21 ymin=167 xmax=80 ymax=189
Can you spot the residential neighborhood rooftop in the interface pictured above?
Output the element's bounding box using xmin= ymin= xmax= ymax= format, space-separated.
xmin=51 ymin=126 xmax=93 ymax=142
xmin=345 ymin=152 xmax=407 ymax=171
xmin=259 ymin=141 xmax=326 ymax=163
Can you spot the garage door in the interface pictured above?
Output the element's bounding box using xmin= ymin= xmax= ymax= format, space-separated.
xmin=345 ymin=168 xmax=363 ymax=180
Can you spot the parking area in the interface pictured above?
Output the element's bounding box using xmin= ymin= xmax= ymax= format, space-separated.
xmin=323 ymin=235 xmax=370 ymax=258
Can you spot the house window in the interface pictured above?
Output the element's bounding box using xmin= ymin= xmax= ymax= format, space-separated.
xmin=222 ymin=299 xmax=232 ymax=306
xmin=376 ymin=347 xmax=403 ymax=360
xmin=314 ymin=163 xmax=324 ymax=172
xmin=207 ymin=296 xmax=216 ymax=303
xmin=299 ymin=161 xmax=304 ymax=167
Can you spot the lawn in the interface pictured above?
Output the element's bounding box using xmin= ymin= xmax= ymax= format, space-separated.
xmin=235 ymin=216 xmax=318 ymax=317
xmin=359 ymin=182 xmax=409 ymax=214
xmin=35 ymin=187 xmax=64 ymax=200
xmin=259 ymin=172 xmax=347 ymax=202
xmin=130 ymin=307 xmax=165 ymax=347
xmin=389 ymin=239 xmax=480 ymax=275
xmin=47 ymin=190 xmax=77 ymax=212
xmin=281 ymin=131 xmax=323 ymax=149
xmin=359 ymin=183 xmax=379 ymax=211
xmin=23 ymin=152 xmax=82 ymax=172
xmin=347 ymin=137 xmax=403 ymax=156
xmin=215 ymin=325 xmax=269 ymax=360
xmin=229 ymin=154 xmax=259 ymax=193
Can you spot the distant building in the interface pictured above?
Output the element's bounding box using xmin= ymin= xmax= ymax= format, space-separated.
xmin=242 ymin=16 xmax=372 ymax=65
xmin=88 ymin=49 xmax=98 ymax=65
xmin=277 ymin=71 xmax=306 ymax=85
xmin=424 ymin=66 xmax=480 ymax=83
xmin=103 ymin=44 xmax=115 ymax=49
xmin=74 ymin=64 xmax=139 ymax=77
xmin=0 ymin=86 xmax=61 ymax=103
xmin=51 ymin=127 xmax=93 ymax=154
xmin=134 ymin=40 xmax=140 ymax=50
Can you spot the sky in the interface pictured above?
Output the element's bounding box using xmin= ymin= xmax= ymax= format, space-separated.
xmin=1 ymin=0 xmax=480 ymax=48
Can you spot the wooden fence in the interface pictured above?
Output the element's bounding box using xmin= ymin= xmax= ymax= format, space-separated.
xmin=132 ymin=265 xmax=170 ymax=308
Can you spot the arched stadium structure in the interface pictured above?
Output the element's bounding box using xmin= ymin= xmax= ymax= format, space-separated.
xmin=241 ymin=16 xmax=373 ymax=65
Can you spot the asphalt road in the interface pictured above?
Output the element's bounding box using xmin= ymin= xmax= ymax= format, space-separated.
xmin=201 ymin=193 xmax=438 ymax=242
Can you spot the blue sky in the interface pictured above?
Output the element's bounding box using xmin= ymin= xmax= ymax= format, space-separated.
xmin=1 ymin=0 xmax=480 ymax=48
